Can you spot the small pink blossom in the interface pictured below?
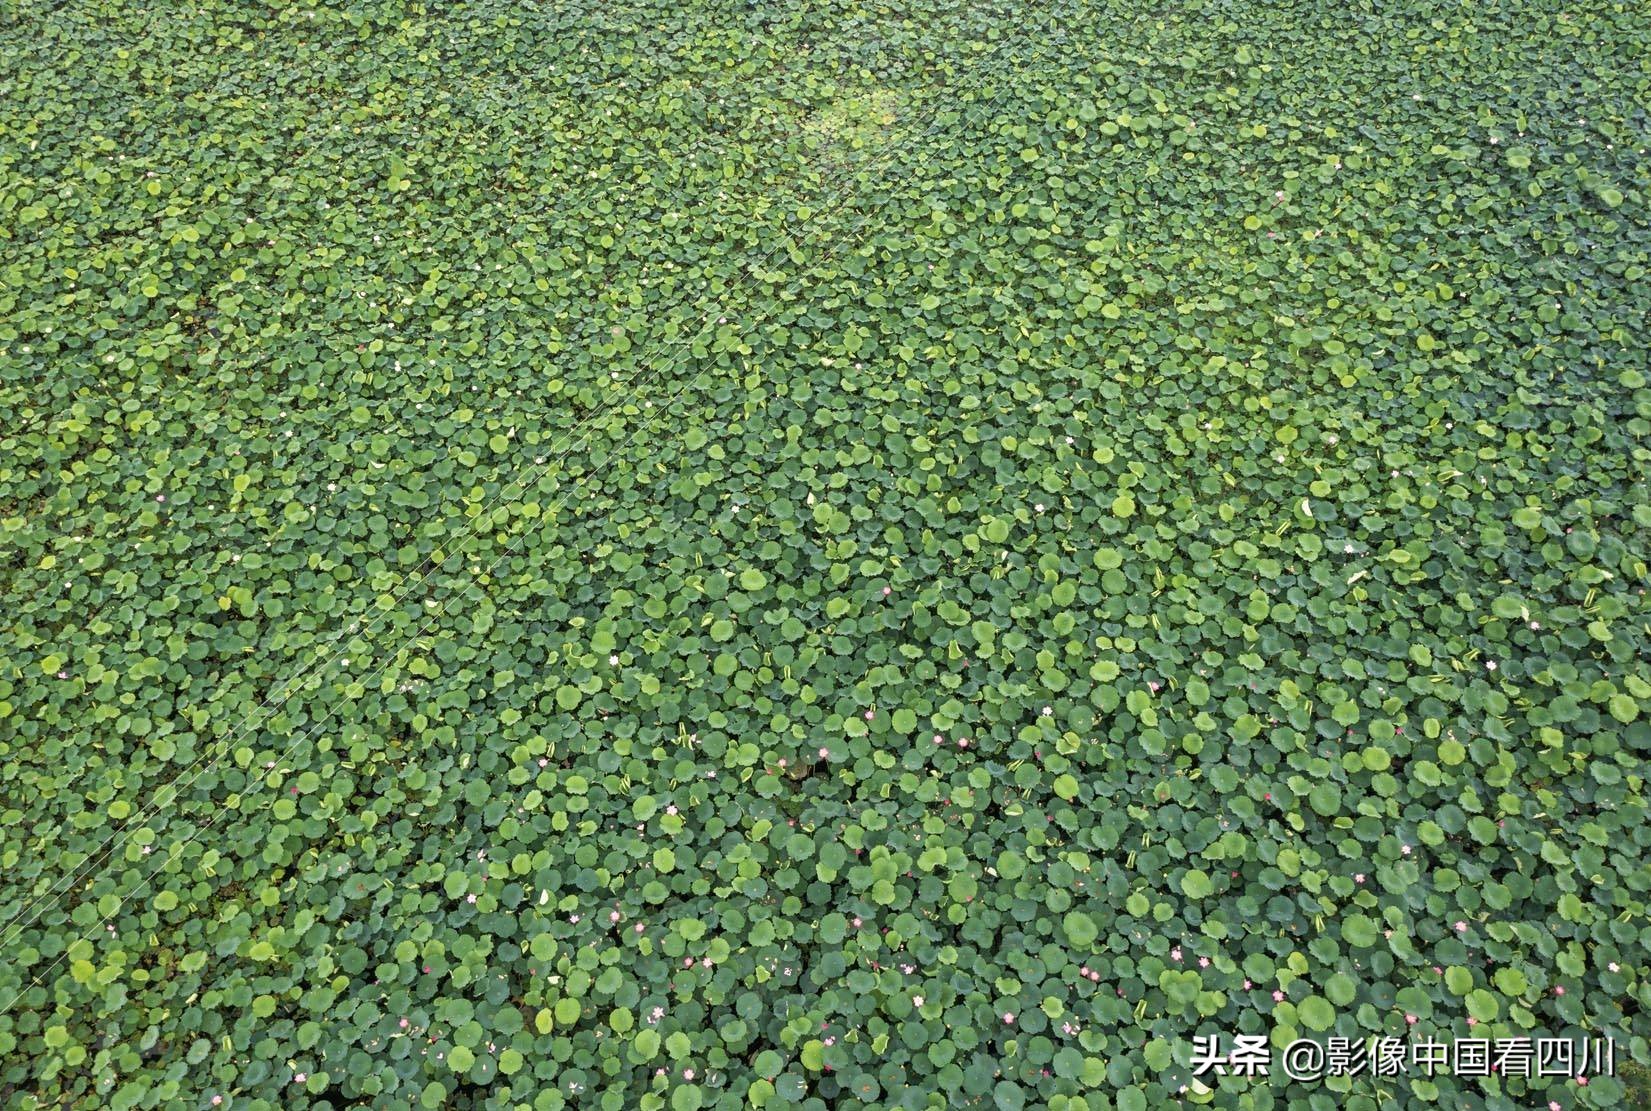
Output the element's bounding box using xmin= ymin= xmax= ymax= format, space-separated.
xmin=1355 ymin=873 xmax=1366 ymax=884
xmin=683 ymin=1069 xmax=695 ymax=1081
xmin=610 ymin=910 xmax=621 ymax=923
xmin=1244 ymin=979 xmax=1252 ymax=989
xmin=569 ymin=914 xmax=580 ymax=924
xmin=1401 ymin=844 xmax=1413 ymax=856
xmin=1002 ymin=1012 xmax=1014 ymax=1024
xmin=665 ymin=805 xmax=678 ymax=816
xmin=913 ymin=995 xmax=924 ymax=1007
xmin=864 ymin=709 xmax=875 ymax=721
xmin=1608 ymin=962 xmax=1620 ymax=973
xmin=882 ymin=586 xmax=891 ymax=596
xmin=1170 ymin=947 xmax=1182 ymax=962
xmin=818 ymin=747 xmax=829 ymax=758
xmin=1554 ymin=985 xmax=1565 ymax=996
xmin=1272 ymin=990 xmax=1284 ymax=1002
xmin=852 ymin=917 xmax=862 ymax=928
xmin=1455 ymin=921 xmax=1468 ymax=933
xmin=1198 ymin=957 xmax=1210 ymax=969
xmin=212 ymin=1099 xmax=222 ymax=1107
xmin=634 ymin=922 xmax=645 ymax=934
xmin=399 ymin=1018 xmax=409 ymax=1028
xmin=466 ymin=894 xmax=476 ymax=904
xmin=1405 ymin=1014 xmax=1417 ymax=1026
xmin=294 ymin=1073 xmax=307 ymax=1084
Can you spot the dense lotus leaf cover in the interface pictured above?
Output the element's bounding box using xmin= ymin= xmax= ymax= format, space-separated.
xmin=1 ymin=0 xmax=1650 ymax=1107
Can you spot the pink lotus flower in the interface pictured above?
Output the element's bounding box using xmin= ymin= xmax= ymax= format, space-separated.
xmin=1554 ymin=986 xmax=1565 ymax=996
xmin=1002 ymin=1012 xmax=1015 ymax=1024
xmin=882 ymin=586 xmax=891 ymax=596
xmin=1455 ymin=921 xmax=1468 ymax=932
xmin=1354 ymin=873 xmax=1365 ymax=883
xmin=1272 ymin=990 xmax=1284 ymax=1002
xmin=864 ymin=709 xmax=875 ymax=721
xmin=1405 ymin=1014 xmax=1417 ymax=1025
xmin=1198 ymin=957 xmax=1210 ymax=969
xmin=634 ymin=922 xmax=645 ymax=934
